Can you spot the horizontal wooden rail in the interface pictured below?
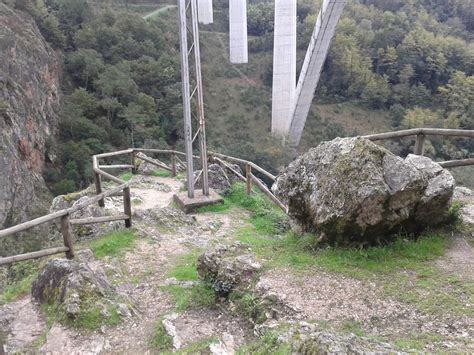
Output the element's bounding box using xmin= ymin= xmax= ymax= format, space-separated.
xmin=98 ymin=164 xmax=135 ymax=169
xmin=135 ymin=153 xmax=172 ymax=171
xmin=250 ymin=174 xmax=287 ymax=213
xmin=364 ymin=128 xmax=474 ymax=141
xmin=70 ymin=214 xmax=130 ymax=225
xmin=0 ymin=183 xmax=128 ymax=238
xmin=209 ymin=151 xmax=276 ymax=181
xmin=93 ymin=167 xmax=125 ymax=184
xmin=439 ymin=158 xmax=474 ymax=168
xmin=94 ymin=148 xmax=134 ymax=159
xmin=0 ymin=247 xmax=69 ymax=266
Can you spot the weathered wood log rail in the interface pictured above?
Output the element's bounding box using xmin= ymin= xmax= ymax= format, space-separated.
xmin=363 ymin=128 xmax=474 ymax=168
xmin=1 ymin=128 xmax=472 ymax=265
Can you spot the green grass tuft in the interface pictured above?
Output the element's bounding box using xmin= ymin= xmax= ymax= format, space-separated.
xmin=151 ymin=318 xmax=173 ymax=351
xmin=119 ymin=172 xmax=133 ymax=182
xmin=151 ymin=169 xmax=172 ymax=178
xmin=91 ymin=230 xmax=136 ymax=258
xmin=237 ymin=331 xmax=291 ymax=355
xmin=163 ymin=251 xmax=215 ymax=311
xmin=0 ymin=273 xmax=36 ymax=304
xmin=0 ymin=260 xmax=40 ymax=304
xmin=197 ymin=182 xmax=287 ymax=235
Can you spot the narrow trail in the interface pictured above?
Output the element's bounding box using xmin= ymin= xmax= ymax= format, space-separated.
xmin=142 ymin=4 xmax=176 ymax=20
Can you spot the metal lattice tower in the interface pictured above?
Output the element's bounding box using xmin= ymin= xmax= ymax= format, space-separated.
xmin=177 ymin=0 xmax=209 ymax=198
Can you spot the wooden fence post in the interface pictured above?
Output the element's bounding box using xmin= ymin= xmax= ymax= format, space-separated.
xmin=131 ymin=151 xmax=137 ymax=174
xmin=414 ymin=134 xmax=425 ymax=156
xmin=94 ymin=172 xmax=105 ymax=207
xmin=171 ymin=153 xmax=177 ymax=177
xmin=60 ymin=214 xmax=75 ymax=259
xmin=123 ymin=187 xmax=132 ymax=228
xmin=246 ymin=164 xmax=252 ymax=195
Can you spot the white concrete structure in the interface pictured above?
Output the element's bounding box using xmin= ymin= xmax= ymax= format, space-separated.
xmin=271 ymin=0 xmax=297 ymax=138
xmin=287 ymin=0 xmax=347 ymax=145
xmin=198 ymin=0 xmax=213 ymax=24
xmin=229 ymin=0 xmax=248 ymax=63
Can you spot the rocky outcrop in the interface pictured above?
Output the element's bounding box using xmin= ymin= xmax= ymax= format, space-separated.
xmin=273 ymin=137 xmax=455 ymax=245
xmin=31 ymin=259 xmax=132 ymax=327
xmin=194 ymin=164 xmax=232 ymax=194
xmin=0 ymin=3 xmax=61 ymax=229
xmin=197 ymin=242 xmax=262 ymax=295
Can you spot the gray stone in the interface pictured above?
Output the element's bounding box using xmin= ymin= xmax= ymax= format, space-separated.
xmin=197 ymin=243 xmax=261 ymax=295
xmin=31 ymin=259 xmax=131 ymax=323
xmin=273 ymin=137 xmax=455 ymax=245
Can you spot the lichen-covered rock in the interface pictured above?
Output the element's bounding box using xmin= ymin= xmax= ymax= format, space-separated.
xmin=31 ymin=259 xmax=131 ymax=325
xmin=273 ymin=137 xmax=454 ymax=245
xmin=194 ymin=164 xmax=232 ymax=194
xmin=133 ymin=207 xmax=196 ymax=227
xmin=197 ymin=243 xmax=262 ymax=295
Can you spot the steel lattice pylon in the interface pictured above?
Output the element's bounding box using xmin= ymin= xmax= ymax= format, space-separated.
xmin=177 ymin=0 xmax=209 ymax=198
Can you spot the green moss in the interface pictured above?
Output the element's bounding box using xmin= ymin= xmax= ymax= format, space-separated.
xmin=62 ymin=191 xmax=83 ymax=202
xmin=91 ymin=230 xmax=136 ymax=258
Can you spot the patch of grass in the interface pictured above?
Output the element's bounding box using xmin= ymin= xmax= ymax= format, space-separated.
xmin=176 ymin=337 xmax=219 ymax=354
xmin=168 ymin=252 xmax=201 ymax=281
xmin=151 ymin=318 xmax=173 ymax=351
xmin=339 ymin=319 xmax=366 ymax=337
xmin=151 ymin=169 xmax=172 ymax=178
xmin=230 ymin=291 xmax=267 ymax=324
xmin=237 ymin=331 xmax=291 ymax=355
xmin=163 ymin=251 xmax=215 ymax=311
xmin=119 ymin=172 xmax=133 ymax=181
xmin=197 ymin=182 xmax=287 ymax=235
xmin=90 ymin=230 xmax=136 ymax=258
xmin=393 ymin=333 xmax=444 ymax=351
xmin=42 ymin=298 xmax=122 ymax=331
xmin=446 ymin=201 xmax=463 ymax=230
xmin=0 ymin=260 xmax=40 ymax=304
xmin=163 ymin=284 xmax=215 ymax=312
xmin=0 ymin=273 xmax=36 ymax=303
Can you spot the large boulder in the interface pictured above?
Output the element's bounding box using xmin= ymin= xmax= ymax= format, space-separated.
xmin=273 ymin=137 xmax=454 ymax=245
xmin=31 ymin=259 xmax=132 ymax=327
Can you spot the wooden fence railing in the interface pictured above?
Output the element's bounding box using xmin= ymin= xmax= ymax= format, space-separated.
xmin=1 ymin=128 xmax=472 ymax=265
xmin=363 ymin=128 xmax=474 ymax=168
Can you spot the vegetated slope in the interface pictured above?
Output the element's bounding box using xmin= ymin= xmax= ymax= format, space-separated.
xmin=14 ymin=0 xmax=473 ymax=194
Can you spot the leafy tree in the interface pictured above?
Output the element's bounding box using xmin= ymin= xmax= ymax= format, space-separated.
xmin=65 ymin=49 xmax=105 ymax=89
xmin=402 ymin=107 xmax=440 ymax=128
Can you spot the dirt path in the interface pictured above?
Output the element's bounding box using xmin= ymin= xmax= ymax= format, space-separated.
xmin=142 ymin=5 xmax=176 ymax=20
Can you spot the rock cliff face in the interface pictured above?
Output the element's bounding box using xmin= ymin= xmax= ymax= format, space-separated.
xmin=0 ymin=3 xmax=61 ymax=229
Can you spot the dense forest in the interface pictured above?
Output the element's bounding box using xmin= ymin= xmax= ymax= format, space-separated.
xmin=9 ymin=0 xmax=473 ymax=193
